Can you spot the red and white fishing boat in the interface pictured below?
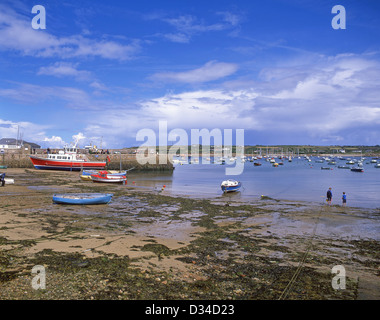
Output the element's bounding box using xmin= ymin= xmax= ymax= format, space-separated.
xmin=30 ymin=146 xmax=106 ymax=171
xmin=91 ymin=171 xmax=126 ymax=183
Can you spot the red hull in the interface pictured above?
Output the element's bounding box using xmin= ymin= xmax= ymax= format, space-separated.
xmin=30 ymin=155 xmax=106 ymax=171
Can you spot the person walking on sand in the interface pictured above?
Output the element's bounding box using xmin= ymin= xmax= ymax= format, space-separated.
xmin=326 ymin=187 xmax=332 ymax=205
xmin=342 ymin=192 xmax=347 ymax=207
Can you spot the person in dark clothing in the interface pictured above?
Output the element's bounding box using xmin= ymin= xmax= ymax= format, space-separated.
xmin=327 ymin=187 xmax=332 ymax=205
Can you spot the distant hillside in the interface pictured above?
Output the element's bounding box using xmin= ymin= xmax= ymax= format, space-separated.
xmin=0 ymin=138 xmax=41 ymax=149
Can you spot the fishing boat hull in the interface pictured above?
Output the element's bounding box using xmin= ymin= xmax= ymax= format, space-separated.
xmin=30 ymin=155 xmax=106 ymax=171
xmin=53 ymin=193 xmax=113 ymax=205
xmin=221 ymin=180 xmax=241 ymax=193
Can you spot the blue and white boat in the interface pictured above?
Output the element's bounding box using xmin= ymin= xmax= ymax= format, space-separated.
xmin=53 ymin=193 xmax=113 ymax=205
xmin=221 ymin=179 xmax=242 ymax=193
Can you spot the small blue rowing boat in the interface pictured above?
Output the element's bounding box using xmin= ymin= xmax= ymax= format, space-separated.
xmin=53 ymin=193 xmax=113 ymax=205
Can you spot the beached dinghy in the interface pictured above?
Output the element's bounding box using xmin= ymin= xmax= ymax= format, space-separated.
xmin=82 ymin=169 xmax=99 ymax=176
xmin=81 ymin=169 xmax=129 ymax=181
xmin=91 ymin=171 xmax=127 ymax=183
xmin=221 ymin=179 xmax=242 ymax=193
xmin=53 ymin=193 xmax=113 ymax=205
xmin=80 ymin=174 xmax=93 ymax=181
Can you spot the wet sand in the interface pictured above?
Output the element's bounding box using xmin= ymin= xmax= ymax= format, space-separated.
xmin=0 ymin=168 xmax=379 ymax=300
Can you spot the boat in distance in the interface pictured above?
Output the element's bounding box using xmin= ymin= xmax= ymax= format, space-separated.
xmin=30 ymin=146 xmax=106 ymax=171
xmin=52 ymin=193 xmax=113 ymax=205
xmin=221 ymin=179 xmax=242 ymax=193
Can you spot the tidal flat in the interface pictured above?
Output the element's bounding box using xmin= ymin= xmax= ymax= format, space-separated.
xmin=0 ymin=168 xmax=379 ymax=300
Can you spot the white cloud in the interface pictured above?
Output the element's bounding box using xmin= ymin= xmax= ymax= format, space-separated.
xmin=162 ymin=33 xmax=190 ymax=43
xmin=37 ymin=62 xmax=92 ymax=81
xmin=157 ymin=12 xmax=242 ymax=43
xmin=150 ymin=61 xmax=238 ymax=83
xmin=142 ymin=53 xmax=380 ymax=142
xmin=0 ymin=82 xmax=92 ymax=108
xmin=72 ymin=132 xmax=86 ymax=144
xmin=0 ymin=5 xmax=140 ymax=60
xmin=43 ymin=136 xmax=66 ymax=148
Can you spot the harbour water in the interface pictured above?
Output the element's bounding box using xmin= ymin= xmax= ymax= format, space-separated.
xmin=128 ymin=156 xmax=380 ymax=209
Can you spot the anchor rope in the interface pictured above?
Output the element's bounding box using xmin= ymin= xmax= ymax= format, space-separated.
xmin=278 ymin=205 xmax=324 ymax=300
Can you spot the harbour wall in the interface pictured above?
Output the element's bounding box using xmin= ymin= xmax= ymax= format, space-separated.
xmin=0 ymin=153 xmax=174 ymax=172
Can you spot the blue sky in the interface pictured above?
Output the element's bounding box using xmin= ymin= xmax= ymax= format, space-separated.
xmin=0 ymin=0 xmax=379 ymax=148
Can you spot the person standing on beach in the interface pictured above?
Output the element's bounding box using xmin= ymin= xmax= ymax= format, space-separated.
xmin=327 ymin=187 xmax=332 ymax=205
xmin=342 ymin=192 xmax=347 ymax=207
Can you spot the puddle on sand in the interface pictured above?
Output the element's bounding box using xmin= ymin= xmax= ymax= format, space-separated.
xmin=242 ymin=210 xmax=380 ymax=241
xmin=130 ymin=219 xmax=201 ymax=243
xmin=28 ymin=186 xmax=62 ymax=192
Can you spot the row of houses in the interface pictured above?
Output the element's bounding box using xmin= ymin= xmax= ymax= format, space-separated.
xmin=0 ymin=138 xmax=41 ymax=152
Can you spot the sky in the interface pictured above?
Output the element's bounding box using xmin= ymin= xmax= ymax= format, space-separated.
xmin=0 ymin=0 xmax=379 ymax=149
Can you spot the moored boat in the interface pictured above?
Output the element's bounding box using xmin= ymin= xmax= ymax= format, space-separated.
xmin=53 ymin=193 xmax=113 ymax=205
xmin=351 ymin=167 xmax=364 ymax=172
xmin=221 ymin=179 xmax=241 ymax=193
xmin=30 ymin=146 xmax=106 ymax=171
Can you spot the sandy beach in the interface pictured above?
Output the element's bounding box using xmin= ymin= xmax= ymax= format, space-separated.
xmin=0 ymin=168 xmax=379 ymax=300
